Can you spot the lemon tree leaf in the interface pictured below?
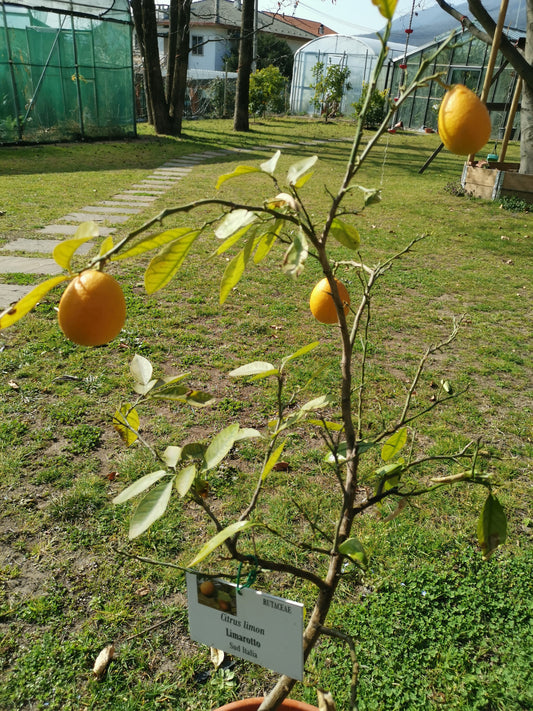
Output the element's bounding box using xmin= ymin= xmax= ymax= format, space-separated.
xmin=338 ymin=537 xmax=368 ymax=567
xmin=53 ymin=237 xmax=94 ymax=271
xmin=144 ymin=230 xmax=200 ymax=294
xmin=175 ymin=464 xmax=197 ymax=497
xmin=215 ymin=209 xmax=257 ymax=240
xmin=203 ymin=423 xmax=240 ymax=471
xmin=98 ymin=235 xmax=114 ymax=258
xmin=229 ymin=361 xmax=277 ymax=378
xmin=330 ymin=218 xmax=361 ymax=250
xmin=113 ymin=469 xmax=168 ymax=505
xmin=308 ymin=419 xmax=344 ymax=431
xmin=287 ymin=155 xmax=318 ymax=186
xmin=113 ymin=404 xmax=140 ymax=446
xmin=371 ymin=0 xmax=398 ymax=19
xmin=215 ymin=166 xmax=261 ymax=190
xmin=325 ymin=441 xmax=348 ymax=464
xmin=281 ymin=341 xmax=320 ymax=369
xmin=213 ymin=224 xmax=254 ymax=256
xmin=234 ymin=427 xmax=262 ymax=441
xmin=129 ymin=477 xmax=174 ymax=539
xmin=293 ymin=171 xmax=315 ymax=189
xmin=357 ymin=185 xmax=382 ymax=206
xmin=260 ymin=150 xmax=281 ymax=175
xmin=253 ymin=221 xmax=282 ymax=264
xmin=130 ymin=354 xmax=153 ymax=385
xmin=162 ymin=446 xmax=183 ymax=468
xmin=261 ymin=440 xmax=286 ymax=480
xmin=219 ymin=235 xmax=255 ymax=304
xmin=301 ymin=394 xmax=333 ymax=411
xmin=113 ymin=227 xmax=197 ymax=261
xmin=188 ymin=520 xmax=254 ymax=567
xmin=282 ymin=229 xmax=308 ymax=277
xmin=381 ymin=427 xmax=408 ymax=461
xmin=477 ymin=493 xmax=507 ymax=560
xmin=0 ymin=275 xmax=69 ymax=331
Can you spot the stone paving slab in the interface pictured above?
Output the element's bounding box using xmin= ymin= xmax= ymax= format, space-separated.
xmin=38 ymin=225 xmax=115 ymax=236
xmin=60 ymin=212 xmax=131 ymax=224
xmin=100 ymin=200 xmax=149 ymax=208
xmin=0 ymin=284 xmax=34 ymax=310
xmin=80 ymin=205 xmax=142 ymax=214
xmin=130 ymin=185 xmax=168 ymax=193
xmin=0 ymin=238 xmax=92 ymax=254
xmin=0 ymin=256 xmax=63 ymax=275
xmin=111 ymin=194 xmax=157 ymax=201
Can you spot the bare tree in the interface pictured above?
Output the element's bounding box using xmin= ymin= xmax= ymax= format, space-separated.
xmin=434 ymin=0 xmax=533 ymax=174
xmin=233 ymin=0 xmax=255 ymax=131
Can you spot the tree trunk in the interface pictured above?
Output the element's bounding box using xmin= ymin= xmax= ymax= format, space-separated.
xmin=233 ymin=0 xmax=255 ymax=131
xmin=168 ymin=0 xmax=192 ymax=136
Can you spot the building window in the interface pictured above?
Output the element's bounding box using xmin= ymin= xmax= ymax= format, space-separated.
xmin=192 ymin=35 xmax=204 ymax=56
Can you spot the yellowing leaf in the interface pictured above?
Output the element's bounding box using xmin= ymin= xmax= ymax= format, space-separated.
xmin=213 ymin=224 xmax=254 ymax=256
xmin=282 ymin=229 xmax=308 ymax=277
xmin=215 ymin=165 xmax=261 ymax=190
xmin=99 ymin=235 xmax=114 ymax=258
xmin=381 ymin=427 xmax=407 ymax=461
xmin=0 ymin=275 xmax=69 ymax=331
xmin=113 ymin=469 xmax=168 ymax=505
xmin=113 ymin=404 xmax=140 ymax=446
xmin=261 ymin=441 xmax=286 ymax=480
xmin=144 ymin=230 xmax=200 ymax=294
xmin=175 ymin=464 xmax=197 ymax=497
xmin=287 ymin=155 xmax=318 ymax=186
xmin=338 ymin=537 xmax=368 ymax=567
xmin=371 ymin=0 xmax=398 ymax=20
xmin=330 ymin=218 xmax=361 ymax=250
xmin=260 ymin=150 xmax=281 ymax=175
xmin=53 ymin=237 xmax=94 ymax=271
xmin=215 ymin=209 xmax=257 ymax=240
xmin=113 ymin=228 xmax=196 ymax=261
xmin=219 ymin=235 xmax=254 ymax=304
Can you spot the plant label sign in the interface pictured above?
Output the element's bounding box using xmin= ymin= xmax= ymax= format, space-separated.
xmin=186 ymin=572 xmax=304 ymax=680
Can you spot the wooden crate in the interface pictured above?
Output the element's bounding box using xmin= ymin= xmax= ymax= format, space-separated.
xmin=462 ymin=162 xmax=533 ymax=204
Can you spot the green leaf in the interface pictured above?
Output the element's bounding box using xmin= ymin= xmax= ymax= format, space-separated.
xmin=253 ymin=221 xmax=282 ymax=264
xmin=213 ymin=224 xmax=254 ymax=256
xmin=357 ymin=185 xmax=382 ymax=206
xmin=144 ymin=230 xmax=200 ymax=294
xmin=162 ymin=445 xmax=183 ymax=468
xmin=477 ymin=493 xmax=507 ymax=560
xmin=113 ymin=469 xmax=168 ymax=505
xmin=215 ymin=209 xmax=257 ymax=240
xmin=281 ymin=341 xmax=320 ymax=370
xmin=381 ymin=427 xmax=408 ymax=462
xmin=175 ymin=464 xmax=197 ymax=497
xmin=287 ymin=155 xmax=318 ymax=186
xmin=130 ymin=354 xmax=153 ymax=386
xmin=229 ymin=361 xmax=278 ymax=378
xmin=188 ymin=520 xmax=254 ymax=567
xmin=98 ymin=235 xmax=114 ymax=258
xmin=219 ymin=236 xmax=255 ymax=304
xmin=282 ymin=229 xmax=308 ymax=277
xmin=203 ymin=423 xmax=240 ymax=471
xmin=371 ymin=0 xmax=398 ymax=20
xmin=261 ymin=441 xmax=286 ymax=480
xmin=260 ymin=150 xmax=281 ymax=175
xmin=215 ymin=166 xmax=261 ymax=190
xmin=234 ymin=427 xmax=262 ymax=441
xmin=113 ymin=227 xmax=196 ymax=261
xmin=113 ymin=404 xmax=140 ymax=447
xmin=182 ymin=442 xmax=207 ymax=460
xmin=330 ymin=218 xmax=361 ymax=250
xmin=129 ymin=478 xmax=174 ymax=539
xmin=0 ymin=275 xmax=69 ymax=331
xmin=308 ymin=419 xmax=344 ymax=431
xmin=338 ymin=537 xmax=368 ymax=567
xmin=53 ymin=237 xmax=94 ymax=271
xmin=300 ymin=394 xmax=333 ymax=411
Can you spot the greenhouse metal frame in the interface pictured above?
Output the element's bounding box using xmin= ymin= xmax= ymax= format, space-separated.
xmin=1 ymin=0 xmax=136 ymax=144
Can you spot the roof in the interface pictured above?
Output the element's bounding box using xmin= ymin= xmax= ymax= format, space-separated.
xmin=1 ymin=0 xmax=131 ymax=23
xmin=263 ymin=13 xmax=335 ymax=37
xmin=189 ymin=0 xmax=315 ymax=41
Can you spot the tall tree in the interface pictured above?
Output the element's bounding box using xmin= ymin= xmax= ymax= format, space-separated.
xmin=434 ymin=0 xmax=533 ymax=174
xmin=131 ymin=0 xmax=192 ymax=136
xmin=233 ymin=0 xmax=255 ymax=131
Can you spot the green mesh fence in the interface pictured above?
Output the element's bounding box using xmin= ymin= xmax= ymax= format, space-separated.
xmin=1 ymin=2 xmax=135 ymax=144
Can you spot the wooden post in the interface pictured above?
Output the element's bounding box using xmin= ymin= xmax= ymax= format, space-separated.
xmin=499 ymin=77 xmax=522 ymax=163
xmin=467 ymin=0 xmax=509 ymax=163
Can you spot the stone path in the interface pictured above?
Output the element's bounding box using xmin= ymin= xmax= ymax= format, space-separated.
xmin=0 ymin=150 xmax=234 ymax=310
xmin=0 ymin=140 xmax=340 ymax=311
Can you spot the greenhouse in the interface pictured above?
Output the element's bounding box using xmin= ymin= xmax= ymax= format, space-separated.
xmin=290 ymin=34 xmax=405 ymax=116
xmin=0 ymin=0 xmax=135 ymax=144
xmin=385 ymin=25 xmax=525 ymax=140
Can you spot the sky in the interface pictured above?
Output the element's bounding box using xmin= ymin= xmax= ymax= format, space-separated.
xmin=257 ymin=0 xmax=431 ymax=34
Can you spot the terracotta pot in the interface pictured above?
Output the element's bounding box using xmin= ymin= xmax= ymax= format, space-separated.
xmin=215 ymin=698 xmax=318 ymax=711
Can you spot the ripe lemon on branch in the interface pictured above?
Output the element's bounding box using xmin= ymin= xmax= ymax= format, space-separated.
xmin=438 ymin=84 xmax=491 ymax=156
xmin=58 ymin=269 xmax=126 ymax=346
xmin=309 ymin=277 xmax=350 ymax=324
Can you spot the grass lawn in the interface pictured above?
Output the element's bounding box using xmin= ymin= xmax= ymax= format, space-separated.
xmin=0 ymin=118 xmax=532 ymax=710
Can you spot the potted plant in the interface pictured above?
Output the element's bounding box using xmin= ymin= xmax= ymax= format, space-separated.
xmin=0 ymin=3 xmax=507 ymax=709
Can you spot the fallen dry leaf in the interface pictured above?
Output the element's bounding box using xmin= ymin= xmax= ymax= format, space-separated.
xmin=93 ymin=644 xmax=115 ymax=680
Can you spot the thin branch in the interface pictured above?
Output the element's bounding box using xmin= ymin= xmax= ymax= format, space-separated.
xmin=318 ymin=626 xmax=359 ymax=711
